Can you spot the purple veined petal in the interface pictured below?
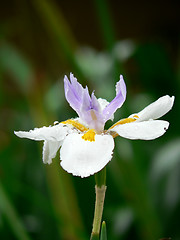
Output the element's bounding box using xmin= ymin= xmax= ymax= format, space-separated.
xmin=90 ymin=92 xmax=101 ymax=112
xmin=64 ymin=73 xmax=126 ymax=131
xmin=64 ymin=74 xmax=104 ymax=130
xmin=81 ymin=86 xmax=92 ymax=112
xmin=80 ymin=95 xmax=104 ymax=131
xmin=103 ymin=75 xmax=126 ymax=122
xmin=64 ymin=73 xmax=91 ymax=116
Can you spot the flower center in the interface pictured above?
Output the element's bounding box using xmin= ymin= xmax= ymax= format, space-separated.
xmin=61 ymin=119 xmax=88 ymax=132
xmin=82 ymin=129 xmax=96 ymax=142
xmin=86 ymin=109 xmax=104 ymax=133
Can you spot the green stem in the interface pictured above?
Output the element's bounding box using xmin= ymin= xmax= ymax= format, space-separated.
xmin=95 ymin=167 xmax=106 ymax=188
xmin=91 ymin=168 xmax=107 ymax=240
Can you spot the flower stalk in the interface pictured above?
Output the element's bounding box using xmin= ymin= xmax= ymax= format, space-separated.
xmin=91 ymin=168 xmax=106 ymax=240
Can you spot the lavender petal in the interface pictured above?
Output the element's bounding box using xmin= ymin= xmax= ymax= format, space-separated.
xmin=64 ymin=74 xmax=88 ymax=115
xmin=103 ymin=75 xmax=126 ymax=122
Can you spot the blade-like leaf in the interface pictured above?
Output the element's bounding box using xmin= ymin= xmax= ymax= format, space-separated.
xmin=100 ymin=221 xmax=107 ymax=240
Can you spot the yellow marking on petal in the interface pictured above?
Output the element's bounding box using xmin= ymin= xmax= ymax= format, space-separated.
xmin=109 ymin=118 xmax=136 ymax=130
xmin=82 ymin=129 xmax=96 ymax=142
xmin=111 ymin=132 xmax=118 ymax=138
xmin=133 ymin=115 xmax=139 ymax=119
xmin=108 ymin=115 xmax=139 ymax=138
xmin=61 ymin=119 xmax=88 ymax=132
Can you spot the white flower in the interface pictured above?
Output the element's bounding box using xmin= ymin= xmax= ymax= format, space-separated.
xmin=14 ymin=74 xmax=174 ymax=178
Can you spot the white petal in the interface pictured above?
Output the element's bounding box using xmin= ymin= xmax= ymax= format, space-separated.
xmin=73 ymin=117 xmax=89 ymax=129
xmin=60 ymin=133 xmax=114 ymax=177
xmin=130 ymin=95 xmax=174 ymax=121
xmin=14 ymin=124 xmax=73 ymax=141
xmin=98 ymin=98 xmax=109 ymax=110
xmin=43 ymin=140 xmax=61 ymax=164
xmin=111 ymin=120 xmax=169 ymax=140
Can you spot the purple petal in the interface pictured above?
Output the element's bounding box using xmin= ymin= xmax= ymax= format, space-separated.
xmin=64 ymin=73 xmax=126 ymax=131
xmin=103 ymin=75 xmax=126 ymax=122
xmin=80 ymin=91 xmax=103 ymax=130
xmin=64 ymin=73 xmax=90 ymax=116
xmin=82 ymin=86 xmax=92 ymax=111
xmin=90 ymin=92 xmax=101 ymax=111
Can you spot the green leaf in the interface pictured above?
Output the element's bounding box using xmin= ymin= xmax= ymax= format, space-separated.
xmin=100 ymin=221 xmax=107 ymax=240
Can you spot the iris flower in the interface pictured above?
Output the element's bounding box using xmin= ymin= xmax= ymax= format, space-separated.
xmin=14 ymin=74 xmax=174 ymax=178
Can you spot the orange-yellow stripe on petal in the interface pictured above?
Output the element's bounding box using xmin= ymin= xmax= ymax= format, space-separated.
xmin=108 ymin=115 xmax=139 ymax=130
xmin=61 ymin=119 xmax=88 ymax=132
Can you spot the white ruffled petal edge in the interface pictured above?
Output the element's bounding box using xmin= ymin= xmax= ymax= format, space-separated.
xmin=43 ymin=140 xmax=62 ymax=164
xmin=111 ymin=120 xmax=169 ymax=140
xmin=129 ymin=95 xmax=174 ymax=121
xmin=14 ymin=123 xmax=73 ymax=141
xmin=60 ymin=133 xmax=114 ymax=178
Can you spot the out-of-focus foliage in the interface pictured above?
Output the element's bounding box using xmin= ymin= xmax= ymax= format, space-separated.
xmin=0 ymin=0 xmax=179 ymax=239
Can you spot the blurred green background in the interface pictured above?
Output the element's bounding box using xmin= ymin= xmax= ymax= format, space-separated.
xmin=0 ymin=0 xmax=179 ymax=239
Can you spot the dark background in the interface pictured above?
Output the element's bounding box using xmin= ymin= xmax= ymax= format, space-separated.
xmin=0 ymin=0 xmax=179 ymax=239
